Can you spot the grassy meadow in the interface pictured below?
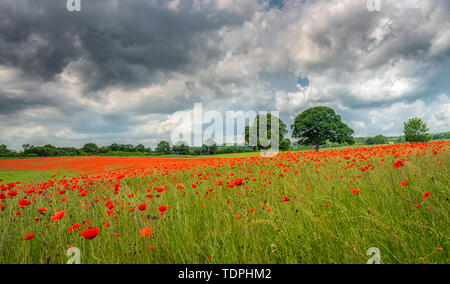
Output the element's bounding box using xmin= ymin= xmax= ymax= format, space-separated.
xmin=0 ymin=142 xmax=448 ymax=264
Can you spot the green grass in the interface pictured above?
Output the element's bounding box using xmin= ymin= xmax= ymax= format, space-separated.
xmin=0 ymin=144 xmax=448 ymax=264
xmin=0 ymin=170 xmax=75 ymax=184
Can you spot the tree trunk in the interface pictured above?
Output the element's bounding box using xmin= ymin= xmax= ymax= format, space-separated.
xmin=315 ymin=143 xmax=319 ymax=152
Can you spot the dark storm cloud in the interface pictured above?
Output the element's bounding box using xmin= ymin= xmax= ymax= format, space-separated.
xmin=69 ymin=112 xmax=140 ymax=135
xmin=0 ymin=91 xmax=57 ymax=115
xmin=0 ymin=0 xmax=449 ymax=149
xmin=0 ymin=0 xmax=244 ymax=91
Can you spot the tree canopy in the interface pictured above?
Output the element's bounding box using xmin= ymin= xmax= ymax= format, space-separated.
xmin=244 ymin=114 xmax=290 ymax=151
xmin=367 ymin=135 xmax=387 ymax=145
xmin=291 ymin=106 xmax=354 ymax=151
xmin=155 ymin=141 xmax=172 ymax=154
xmin=404 ymin=118 xmax=431 ymax=143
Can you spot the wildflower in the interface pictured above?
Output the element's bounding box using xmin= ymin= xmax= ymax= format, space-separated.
xmin=393 ymin=160 xmax=404 ymax=168
xmin=18 ymin=199 xmax=31 ymax=207
xmin=50 ymin=210 xmax=66 ymax=222
xmin=139 ymin=226 xmax=153 ymax=238
xmin=22 ymin=234 xmax=35 ymax=241
xmin=158 ymin=206 xmax=167 ymax=215
xmin=80 ymin=227 xmax=100 ymax=239
xmin=422 ymin=191 xmax=430 ymax=200
xmin=36 ymin=207 xmax=47 ymax=214
xmin=281 ymin=196 xmax=290 ymax=202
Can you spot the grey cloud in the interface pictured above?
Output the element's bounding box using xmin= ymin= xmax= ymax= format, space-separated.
xmin=0 ymin=0 xmax=449 ymax=149
xmin=0 ymin=0 xmax=247 ymax=91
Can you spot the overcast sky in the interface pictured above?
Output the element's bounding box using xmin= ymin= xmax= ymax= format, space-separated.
xmin=1 ymin=0 xmax=449 ymax=149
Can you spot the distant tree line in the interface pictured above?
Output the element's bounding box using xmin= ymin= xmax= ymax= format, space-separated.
xmin=0 ymin=142 xmax=259 ymax=158
xmin=0 ymin=108 xmax=448 ymax=158
xmin=354 ymin=131 xmax=449 ymax=145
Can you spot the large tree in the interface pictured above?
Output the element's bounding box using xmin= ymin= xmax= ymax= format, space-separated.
xmin=404 ymin=118 xmax=431 ymax=143
xmin=155 ymin=141 xmax=172 ymax=154
xmin=292 ymin=106 xmax=354 ymax=152
xmin=244 ymin=114 xmax=289 ymax=151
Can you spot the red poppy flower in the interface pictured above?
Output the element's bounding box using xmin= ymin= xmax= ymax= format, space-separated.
xmin=138 ymin=204 xmax=147 ymax=211
xmin=234 ymin=178 xmax=243 ymax=186
xmin=393 ymin=160 xmax=404 ymax=168
xmin=422 ymin=191 xmax=430 ymax=200
xmin=18 ymin=199 xmax=31 ymax=207
xmin=36 ymin=207 xmax=47 ymax=214
xmin=50 ymin=210 xmax=66 ymax=222
xmin=400 ymin=180 xmax=408 ymax=186
xmin=158 ymin=206 xmax=167 ymax=215
xmin=22 ymin=234 xmax=35 ymax=241
xmin=80 ymin=227 xmax=100 ymax=239
xmin=351 ymin=188 xmax=360 ymax=195
xmin=139 ymin=226 xmax=153 ymax=238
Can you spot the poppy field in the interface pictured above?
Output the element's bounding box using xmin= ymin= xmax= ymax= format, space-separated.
xmin=0 ymin=142 xmax=448 ymax=264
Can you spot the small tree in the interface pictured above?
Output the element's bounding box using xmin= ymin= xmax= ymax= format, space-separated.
xmin=280 ymin=138 xmax=292 ymax=151
xmin=367 ymin=135 xmax=387 ymax=145
xmin=172 ymin=141 xmax=190 ymax=155
xmin=155 ymin=141 xmax=172 ymax=154
xmin=244 ymin=114 xmax=288 ymax=150
xmin=82 ymin=143 xmax=98 ymax=154
xmin=292 ymin=106 xmax=354 ymax=152
xmin=404 ymin=118 xmax=431 ymax=143
xmin=203 ymin=138 xmax=218 ymax=155
xmin=134 ymin=144 xmax=146 ymax=153
xmin=0 ymin=145 xmax=10 ymax=154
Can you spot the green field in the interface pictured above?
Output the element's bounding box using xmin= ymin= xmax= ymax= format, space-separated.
xmin=0 ymin=143 xmax=448 ymax=264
